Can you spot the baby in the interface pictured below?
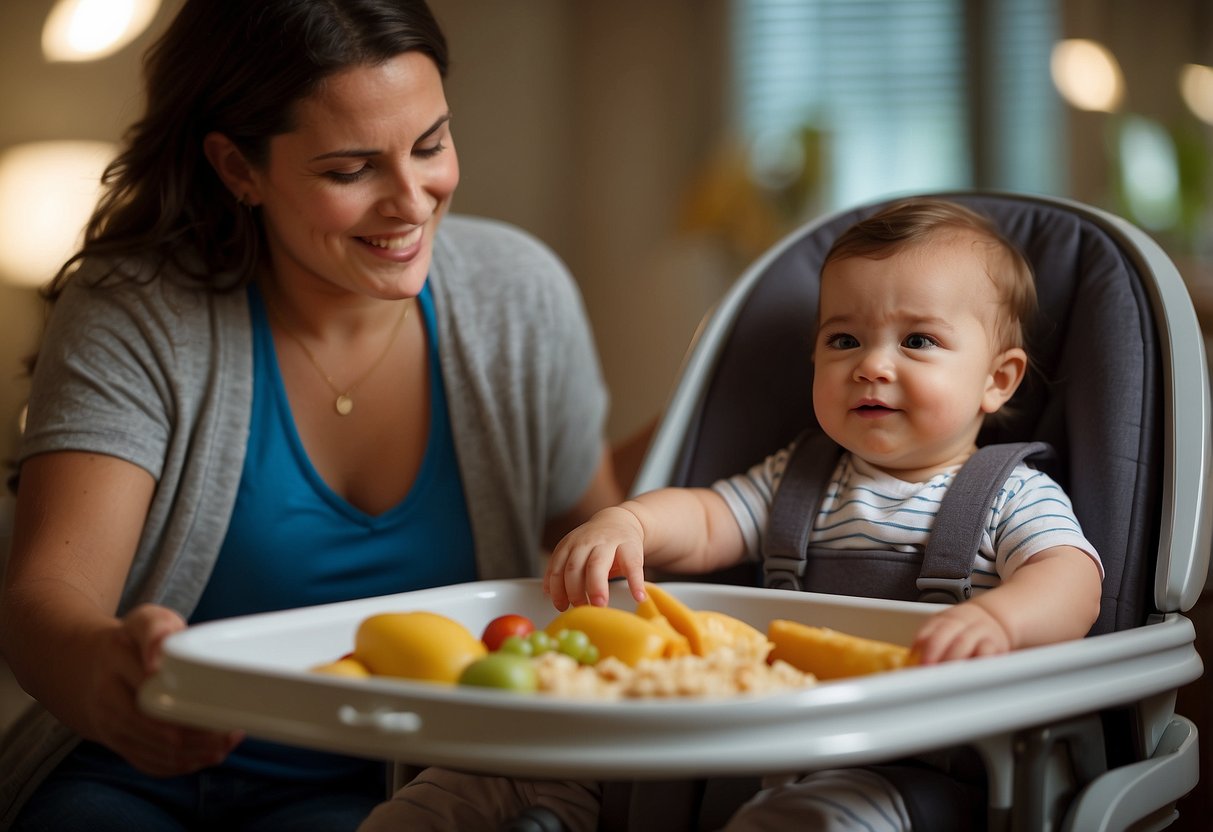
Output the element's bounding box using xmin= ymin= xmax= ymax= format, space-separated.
xmin=545 ymin=197 xmax=1104 ymax=829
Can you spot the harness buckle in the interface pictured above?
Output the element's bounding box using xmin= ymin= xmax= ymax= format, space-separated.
xmin=915 ymin=576 xmax=972 ymax=604
xmin=763 ymin=556 xmax=806 ymax=592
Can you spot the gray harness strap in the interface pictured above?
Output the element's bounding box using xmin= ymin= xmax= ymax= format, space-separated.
xmin=762 ymin=429 xmax=1054 ymax=604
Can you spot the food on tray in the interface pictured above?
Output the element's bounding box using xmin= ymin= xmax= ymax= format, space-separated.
xmin=544 ymin=605 xmax=682 ymax=666
xmin=498 ymin=627 xmax=600 ymax=665
xmin=311 ymin=583 xmax=914 ymax=697
xmin=638 ymin=583 xmax=772 ymax=662
xmin=350 ymin=611 xmax=487 ymax=684
xmin=480 ymin=613 xmax=536 ymax=651
xmin=636 ymin=582 xmax=701 ymax=654
xmin=767 ymin=619 xmax=915 ymax=680
xmin=532 ymin=648 xmax=811 ymax=699
xmin=457 ymin=652 xmax=540 ymax=692
xmin=311 ymin=654 xmax=371 ymax=678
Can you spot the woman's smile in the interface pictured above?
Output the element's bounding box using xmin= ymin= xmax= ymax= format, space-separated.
xmin=358 ymin=227 xmax=425 ymax=260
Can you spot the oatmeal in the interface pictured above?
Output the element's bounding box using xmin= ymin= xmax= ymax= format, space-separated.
xmin=533 ymin=648 xmax=815 ymax=700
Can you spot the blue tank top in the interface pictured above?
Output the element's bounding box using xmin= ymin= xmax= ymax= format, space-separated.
xmin=190 ymin=282 xmax=477 ymax=778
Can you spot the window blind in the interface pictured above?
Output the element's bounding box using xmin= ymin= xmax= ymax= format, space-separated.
xmin=732 ymin=0 xmax=1061 ymax=210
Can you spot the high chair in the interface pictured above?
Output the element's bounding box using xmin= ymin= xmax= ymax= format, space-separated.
xmin=610 ymin=191 xmax=1212 ymax=830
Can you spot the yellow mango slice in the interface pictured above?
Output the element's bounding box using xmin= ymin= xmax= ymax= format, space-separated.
xmin=355 ymin=611 xmax=487 ymax=684
xmin=632 ymin=607 xmax=692 ymax=657
xmin=545 ymin=605 xmax=675 ymax=666
xmin=697 ymin=610 xmax=772 ymax=661
xmin=767 ymin=619 xmax=913 ymax=680
xmin=311 ymin=656 xmax=371 ymax=678
xmin=639 ymin=582 xmax=706 ymax=655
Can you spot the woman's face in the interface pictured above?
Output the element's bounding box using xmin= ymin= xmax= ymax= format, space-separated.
xmin=249 ymin=51 xmax=459 ymax=300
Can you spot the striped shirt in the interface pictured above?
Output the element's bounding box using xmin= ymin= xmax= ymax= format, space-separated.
xmin=712 ymin=446 xmax=1102 ymax=592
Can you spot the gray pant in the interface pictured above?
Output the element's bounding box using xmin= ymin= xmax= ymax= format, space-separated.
xmin=357 ymin=768 xmax=602 ymax=832
xmin=722 ymin=769 xmax=911 ymax=831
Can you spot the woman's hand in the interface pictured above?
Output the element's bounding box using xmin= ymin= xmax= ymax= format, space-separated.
xmin=544 ymin=506 xmax=648 ymax=610
xmin=2 ymin=452 xmax=243 ymax=776
xmin=80 ymin=603 xmax=243 ymax=777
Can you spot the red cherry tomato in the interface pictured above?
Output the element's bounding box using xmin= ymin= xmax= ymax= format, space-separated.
xmin=481 ymin=614 xmax=536 ymax=651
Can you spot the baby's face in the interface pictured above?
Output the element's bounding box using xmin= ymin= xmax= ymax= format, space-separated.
xmin=812 ymin=236 xmax=1022 ymax=482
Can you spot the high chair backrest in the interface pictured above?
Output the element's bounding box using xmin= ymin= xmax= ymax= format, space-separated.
xmin=634 ymin=192 xmax=1213 ymax=635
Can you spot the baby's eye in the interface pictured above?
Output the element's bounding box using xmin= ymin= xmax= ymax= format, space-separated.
xmin=825 ymin=333 xmax=859 ymax=350
xmin=902 ymin=333 xmax=938 ymax=349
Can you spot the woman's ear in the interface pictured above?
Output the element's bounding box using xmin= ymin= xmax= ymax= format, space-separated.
xmin=981 ymin=346 xmax=1028 ymax=414
xmin=203 ymin=132 xmax=261 ymax=206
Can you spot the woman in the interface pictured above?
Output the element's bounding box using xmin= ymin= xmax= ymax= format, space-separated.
xmin=0 ymin=1 xmax=621 ymax=829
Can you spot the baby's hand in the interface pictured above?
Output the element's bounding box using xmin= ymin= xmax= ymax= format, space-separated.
xmin=544 ymin=506 xmax=648 ymax=610
xmin=911 ymin=601 xmax=1011 ymax=664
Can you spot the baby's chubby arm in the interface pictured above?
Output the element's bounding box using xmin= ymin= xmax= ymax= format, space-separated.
xmin=544 ymin=487 xmax=746 ymax=610
xmin=912 ymin=545 xmax=1102 ymax=664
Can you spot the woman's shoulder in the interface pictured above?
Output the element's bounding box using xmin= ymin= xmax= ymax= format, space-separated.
xmin=51 ymin=254 xmax=247 ymax=346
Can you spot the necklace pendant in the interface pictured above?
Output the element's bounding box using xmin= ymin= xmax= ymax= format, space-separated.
xmin=335 ymin=394 xmax=354 ymax=416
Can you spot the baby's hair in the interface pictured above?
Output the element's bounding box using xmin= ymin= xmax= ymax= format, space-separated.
xmin=823 ymin=198 xmax=1037 ymax=351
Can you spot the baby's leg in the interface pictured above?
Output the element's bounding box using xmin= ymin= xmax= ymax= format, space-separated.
xmin=357 ymin=767 xmax=601 ymax=832
xmin=721 ymin=768 xmax=911 ymax=832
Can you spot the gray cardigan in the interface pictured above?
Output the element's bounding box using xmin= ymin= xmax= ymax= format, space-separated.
xmin=0 ymin=215 xmax=609 ymax=826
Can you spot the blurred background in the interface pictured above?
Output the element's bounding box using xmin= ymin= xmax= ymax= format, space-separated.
xmin=2 ymin=0 xmax=1212 ymax=454
xmin=1 ymin=0 xmax=1212 ymax=823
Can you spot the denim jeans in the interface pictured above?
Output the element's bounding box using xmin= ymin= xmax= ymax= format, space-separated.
xmin=12 ymin=741 xmax=387 ymax=832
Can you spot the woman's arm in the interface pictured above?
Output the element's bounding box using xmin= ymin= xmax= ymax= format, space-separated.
xmin=0 ymin=451 xmax=241 ymax=775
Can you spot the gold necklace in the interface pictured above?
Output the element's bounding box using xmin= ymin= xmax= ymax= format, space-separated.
xmin=268 ymin=298 xmax=412 ymax=416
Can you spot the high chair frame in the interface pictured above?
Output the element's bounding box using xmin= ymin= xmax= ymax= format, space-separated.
xmin=621 ymin=191 xmax=1212 ymax=831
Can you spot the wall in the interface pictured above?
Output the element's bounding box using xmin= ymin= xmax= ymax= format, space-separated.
xmin=435 ymin=0 xmax=731 ymax=441
xmin=0 ymin=1 xmax=181 ymax=468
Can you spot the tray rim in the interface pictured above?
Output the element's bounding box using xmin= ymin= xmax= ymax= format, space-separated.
xmin=139 ymin=579 xmax=1203 ymax=777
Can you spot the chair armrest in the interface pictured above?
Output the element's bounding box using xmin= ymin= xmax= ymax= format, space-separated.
xmin=1061 ymin=716 xmax=1198 ymax=832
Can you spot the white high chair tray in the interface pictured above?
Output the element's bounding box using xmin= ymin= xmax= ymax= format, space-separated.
xmin=139 ymin=579 xmax=1200 ymax=779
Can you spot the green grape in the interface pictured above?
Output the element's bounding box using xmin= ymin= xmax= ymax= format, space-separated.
xmin=555 ymin=628 xmax=591 ymax=660
xmin=526 ymin=630 xmax=555 ymax=655
xmin=498 ymin=634 xmax=533 ymax=657
xmin=579 ymin=644 xmax=599 ymax=666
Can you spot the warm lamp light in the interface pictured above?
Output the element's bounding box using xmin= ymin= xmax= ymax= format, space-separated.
xmin=1179 ymin=64 xmax=1213 ymax=125
xmin=1050 ymin=39 xmax=1125 ymax=113
xmin=0 ymin=141 xmax=117 ymax=288
xmin=42 ymin=0 xmax=161 ymax=63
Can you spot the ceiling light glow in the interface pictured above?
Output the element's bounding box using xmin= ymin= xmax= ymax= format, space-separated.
xmin=0 ymin=141 xmax=117 ymax=287
xmin=1050 ymin=39 xmax=1125 ymax=113
xmin=42 ymin=0 xmax=161 ymax=62
xmin=1179 ymin=64 xmax=1213 ymax=125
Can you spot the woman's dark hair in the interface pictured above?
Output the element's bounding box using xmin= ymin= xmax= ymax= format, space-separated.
xmin=46 ymin=0 xmax=448 ymax=297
